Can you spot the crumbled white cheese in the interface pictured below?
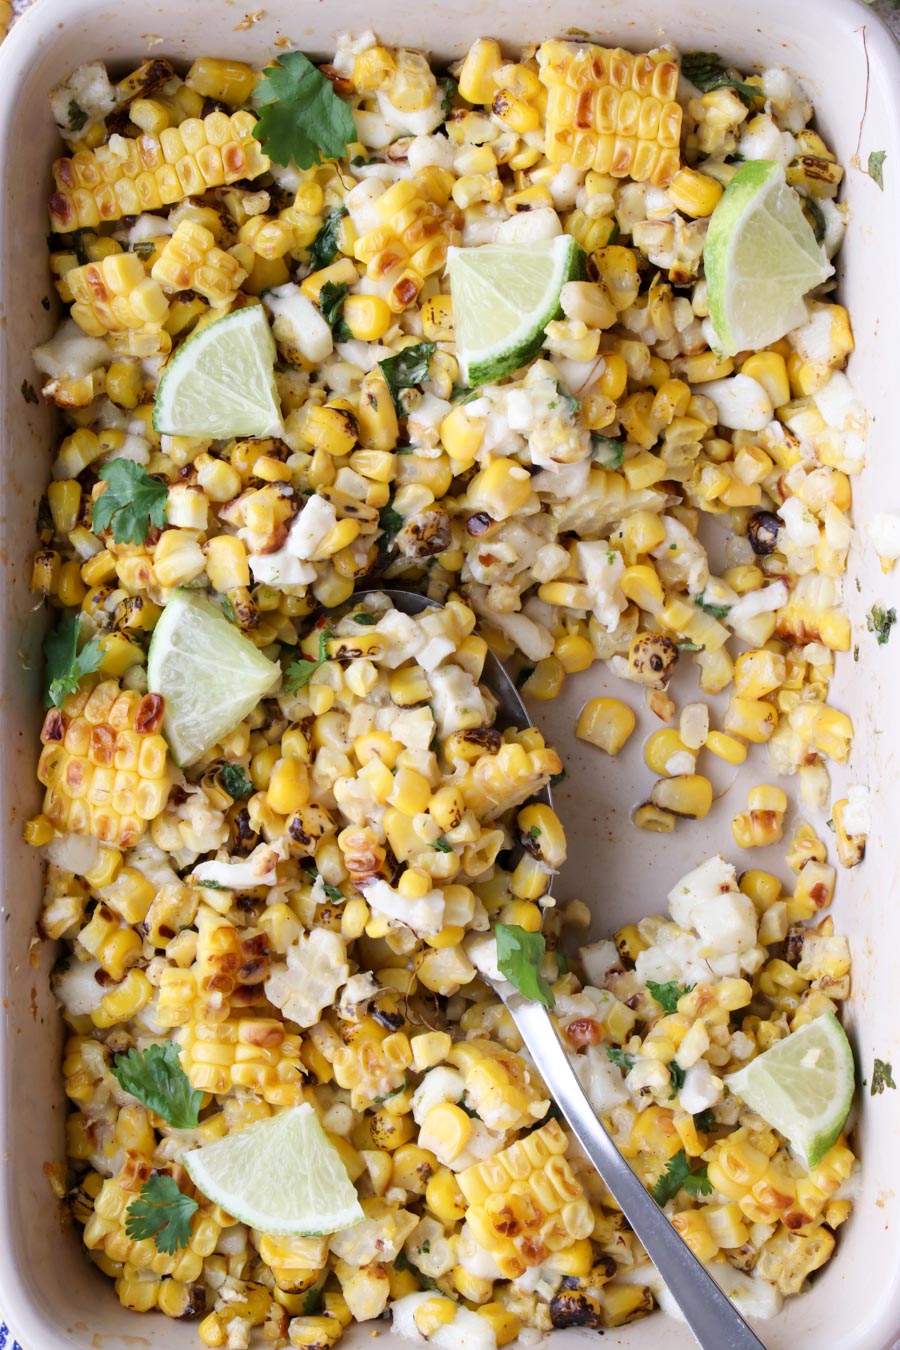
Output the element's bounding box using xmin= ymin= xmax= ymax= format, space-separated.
xmin=54 ymin=958 xmax=105 ymax=1016
xmin=33 ymin=319 xmax=111 ymax=380
xmin=426 ymin=664 xmax=492 ymax=739
xmin=867 ymin=512 xmax=900 ymax=563
xmin=361 ymin=878 xmax=445 ymax=936
xmin=841 ymin=784 xmax=870 ymax=837
xmin=264 ymin=284 xmax=333 ymax=363
xmin=45 ymin=832 xmax=100 ymax=876
xmin=678 ymin=1060 xmax=724 ymax=1114
xmin=701 ymin=374 xmax=774 ymax=431
xmin=412 ymin=1067 xmax=465 ymax=1124
xmin=192 ymin=842 xmax=282 ymax=890
xmin=49 ymin=61 xmax=116 ymax=134
xmin=493 ymin=206 xmax=562 ymax=243
xmin=572 ymin=540 xmax=627 ymax=631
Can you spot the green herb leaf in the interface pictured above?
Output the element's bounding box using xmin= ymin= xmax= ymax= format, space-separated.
xmin=527 ymin=825 xmax=541 ymax=841
xmin=868 ymin=150 xmax=886 ymax=191
xmin=695 ymin=590 xmax=731 ymax=620
xmin=67 ymin=100 xmax=89 ymax=132
xmin=555 ymin=382 xmax=579 ymax=417
xmin=867 ymin=604 xmax=896 ymax=646
xmin=124 ymin=1174 xmax=198 ymax=1255
xmin=93 ymin=460 xmax=168 ymax=545
xmin=668 ymin=1061 xmax=687 ymax=1098
xmin=21 ymin=378 xmax=39 ymax=405
xmin=652 ymin=1149 xmax=712 ymax=1206
xmin=802 ymin=195 xmax=827 ymax=244
xmin=590 ymin=432 xmax=625 ymax=468
xmin=285 ymin=629 xmax=332 ymax=692
xmin=693 ymin=1108 xmax=717 ymax=1133
xmin=252 ymin=51 xmax=356 ymax=169
xmin=439 ymin=76 xmax=457 ymax=121
xmin=678 ymin=640 xmax=702 ymax=652
xmin=871 ymin=1058 xmax=897 ymax=1095
xmin=549 ymin=768 xmax=567 ymax=788
xmin=111 ymin=1043 xmax=202 ymax=1129
xmin=495 ymin=924 xmax=555 ymax=1008
xmin=302 ymin=862 xmax=344 ymax=903
xmin=379 ymin=341 xmax=436 ymax=414
xmin=44 ymin=613 xmax=103 ymax=709
xmin=681 ymin=51 xmax=760 ymax=105
xmin=378 ymin=504 xmax=405 ymax=541
xmin=132 ymin=241 xmax=156 ymax=262
xmin=318 ymin=279 xmax=349 ymax=329
xmin=307 ymin=205 xmax=348 ymax=272
xmin=351 ymin=154 xmax=374 ymax=168
xmin=433 ymin=836 xmax=454 ymax=853
xmin=606 ymin=1046 xmax=635 ymax=1072
xmin=352 ymin=612 xmax=377 ymax=625
xmin=221 ymin=763 xmax=254 ymax=799
xmin=555 ymin=950 xmax=569 ymax=976
xmin=647 ymin=980 xmax=695 ymax=1015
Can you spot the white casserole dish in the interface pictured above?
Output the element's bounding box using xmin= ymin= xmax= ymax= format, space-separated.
xmin=1 ymin=0 xmax=899 ymax=1346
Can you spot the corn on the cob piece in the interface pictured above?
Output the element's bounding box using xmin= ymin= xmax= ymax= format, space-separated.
xmin=151 ymin=220 xmax=248 ymax=305
xmin=457 ymin=1119 xmax=594 ymax=1278
xmin=36 ymin=684 xmax=170 ymax=849
xmin=177 ymin=1015 xmax=306 ymax=1106
xmin=157 ymin=913 xmax=270 ymax=1026
xmin=49 ymin=110 xmax=270 ymax=232
xmin=68 ymin=252 xmax=169 ymax=336
xmin=537 ymin=41 xmax=681 ymax=185
xmin=83 ymin=1176 xmax=220 ymax=1280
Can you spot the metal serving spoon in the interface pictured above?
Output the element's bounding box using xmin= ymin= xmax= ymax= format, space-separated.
xmin=380 ymin=589 xmax=768 ymax=1350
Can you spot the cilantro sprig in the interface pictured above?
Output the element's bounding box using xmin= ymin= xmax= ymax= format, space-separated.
xmin=125 ymin=1175 xmax=198 ymax=1254
xmin=495 ymin=923 xmax=555 ymax=1009
xmin=44 ymin=612 xmax=103 ymax=709
xmin=695 ymin=590 xmax=731 ymax=620
xmin=221 ymin=763 xmax=254 ymax=799
xmin=318 ymin=280 xmax=352 ymax=340
xmin=378 ymin=342 xmax=436 ymax=415
xmin=591 ymin=432 xmax=625 ymax=468
xmin=111 ymin=1043 xmax=202 ymax=1129
xmin=647 ymin=980 xmax=695 ymax=1015
xmin=308 ymin=206 xmax=348 ymax=272
xmin=252 ymin=51 xmax=356 ymax=169
xmin=681 ymin=52 xmax=760 ymax=105
xmin=867 ymin=150 xmax=886 ymax=191
xmin=652 ymin=1149 xmax=713 ymax=1207
xmin=285 ymin=629 xmax=333 ymax=693
xmin=871 ymin=1058 xmax=897 ymax=1095
xmin=867 ymin=604 xmax=896 ymax=646
xmin=92 ymin=460 xmax=168 ymax=545
xmin=607 ymin=1047 xmax=635 ymax=1073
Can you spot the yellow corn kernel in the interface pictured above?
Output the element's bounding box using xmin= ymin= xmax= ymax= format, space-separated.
xmin=341 ymin=293 xmax=391 ymax=342
xmin=441 ymin=405 xmax=485 ymax=464
xmin=668 ymin=166 xmax=723 ymax=217
xmin=476 ymin=1304 xmax=521 ymax=1347
xmin=576 ymin=697 xmax=636 ymax=754
xmin=458 ymin=39 xmax=503 ymax=105
xmin=620 ymin=564 xmax=665 ymax=614
xmin=740 ymin=351 xmax=790 ymax=409
xmin=724 ymin=696 xmax=778 ymax=744
xmin=704 ymin=729 xmax=747 ymax=764
xmin=519 ymin=656 xmax=565 ymax=701
xmin=185 ymin=57 xmax=256 ymax=105
xmin=554 ymin=632 xmax=594 ymax=673
xmin=634 ymin=803 xmax=676 ymax=832
xmin=740 ymin=869 xmax=782 ymax=911
xmin=467 ymin=457 xmax=533 ymax=521
xmin=419 ymin=1103 xmax=473 ymax=1163
xmin=267 ymin=756 xmax=310 ymax=815
xmin=650 ymin=774 xmax=712 ymax=820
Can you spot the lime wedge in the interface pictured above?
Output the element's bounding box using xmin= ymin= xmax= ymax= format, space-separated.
xmin=448 ymin=235 xmax=585 ymax=384
xmin=153 ymin=306 xmax=283 ymax=438
xmin=148 ymin=590 xmax=279 ymax=766
xmin=725 ymin=1012 xmax=854 ymax=1168
xmin=704 ymin=159 xmax=833 ymax=357
xmin=184 ymin=1103 xmax=364 ymax=1235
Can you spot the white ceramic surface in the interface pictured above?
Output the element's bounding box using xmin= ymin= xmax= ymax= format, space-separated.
xmin=0 ymin=1 xmax=898 ymax=1346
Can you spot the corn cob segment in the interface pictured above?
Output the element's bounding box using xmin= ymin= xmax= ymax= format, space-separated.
xmin=151 ymin=220 xmax=248 ymax=305
xmin=49 ymin=111 xmax=270 ymax=232
xmin=176 ymin=1015 xmax=305 ymax=1106
xmin=537 ymin=41 xmax=682 ymax=185
xmin=38 ymin=684 xmax=171 ymax=848
xmin=68 ymin=252 xmax=169 ymax=337
xmin=457 ymin=1120 xmax=594 ymax=1278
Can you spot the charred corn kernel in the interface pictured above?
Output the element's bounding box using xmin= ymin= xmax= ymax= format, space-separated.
xmin=459 ymin=38 xmax=503 ymax=104
xmin=576 ymin=697 xmax=636 ymax=754
xmin=31 ymin=549 xmax=61 ymax=595
xmin=628 ymin=632 xmax=678 ymax=687
xmin=832 ymin=796 xmax=866 ymax=868
xmin=732 ymin=805 xmax=785 ymax=849
xmin=50 ymin=111 xmax=271 ymax=233
xmin=724 ymin=696 xmax=778 ymax=743
xmin=733 ymin=649 xmax=786 ymax=699
xmin=152 ymin=220 xmax=246 ymax=304
xmin=67 ymin=252 xmax=169 ymax=336
xmin=538 ymin=41 xmax=681 ymax=186
xmin=650 ymin=774 xmax=712 ymax=819
xmin=519 ymin=656 xmax=565 ymax=701
xmin=357 ymin=371 xmax=399 ymax=452
xmin=749 ymin=784 xmax=788 ymax=813
xmin=668 ymin=166 xmax=723 ymax=216
xmin=185 ymin=57 xmax=256 ymax=105
xmin=634 ymin=802 xmax=676 ymax=832
xmin=468 ymin=457 xmax=533 ymax=520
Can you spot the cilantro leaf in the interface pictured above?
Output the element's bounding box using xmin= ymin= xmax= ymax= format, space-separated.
xmin=433 ymin=836 xmax=454 ymax=852
xmin=124 ymin=1174 xmax=198 ymax=1255
xmin=495 ymin=924 xmax=555 ymax=1009
xmin=67 ymin=100 xmax=89 ymax=132
xmin=647 ymin=980 xmax=695 ymax=1015
xmin=871 ymin=1058 xmax=897 ymax=1095
xmin=308 ymin=206 xmax=348 ymax=272
xmin=652 ymin=1149 xmax=712 ymax=1206
xmin=318 ymin=279 xmax=350 ymax=337
xmin=802 ymin=195 xmax=826 ymax=244
xmin=44 ymin=612 xmax=103 ymax=709
xmin=379 ymin=342 xmax=436 ymax=415
xmin=439 ymin=76 xmax=457 ymax=121
xmin=555 ymin=382 xmax=579 ymax=417
xmin=867 ymin=604 xmax=896 ymax=646
xmin=285 ymin=629 xmax=332 ymax=692
xmin=303 ymin=863 xmax=344 ymax=903
xmin=693 ymin=1108 xmax=717 ymax=1133
xmin=868 ymin=150 xmax=886 ymax=191
xmin=590 ymin=432 xmax=624 ymax=468
xmin=111 ymin=1043 xmax=202 ymax=1129
xmin=607 ymin=1047 xmax=635 ymax=1072
xmin=668 ymin=1061 xmax=686 ymax=1098
xmin=378 ymin=503 xmax=405 ymax=541
xmin=681 ymin=52 xmax=760 ymax=105
xmin=252 ymin=51 xmax=356 ymax=169
xmin=221 ymin=763 xmax=254 ymax=799
xmin=92 ymin=460 xmax=168 ymax=545
xmin=351 ymin=613 xmax=377 ymax=625
xmin=695 ymin=590 xmax=731 ymax=620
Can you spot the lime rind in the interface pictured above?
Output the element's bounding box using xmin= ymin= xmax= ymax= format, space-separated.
xmin=704 ymin=158 xmax=834 ymax=357
xmin=725 ymin=1011 xmax=854 ymax=1167
xmin=153 ymin=305 xmax=283 ymax=438
xmin=448 ymin=235 xmax=586 ymax=385
xmin=183 ymin=1103 xmax=364 ymax=1236
xmin=147 ymin=589 xmax=279 ymax=766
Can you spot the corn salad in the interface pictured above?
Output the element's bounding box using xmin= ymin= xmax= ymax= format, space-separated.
xmin=28 ymin=33 xmax=860 ymax=1347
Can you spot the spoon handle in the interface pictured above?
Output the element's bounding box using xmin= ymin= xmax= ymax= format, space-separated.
xmin=503 ymin=990 xmax=769 ymax=1350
